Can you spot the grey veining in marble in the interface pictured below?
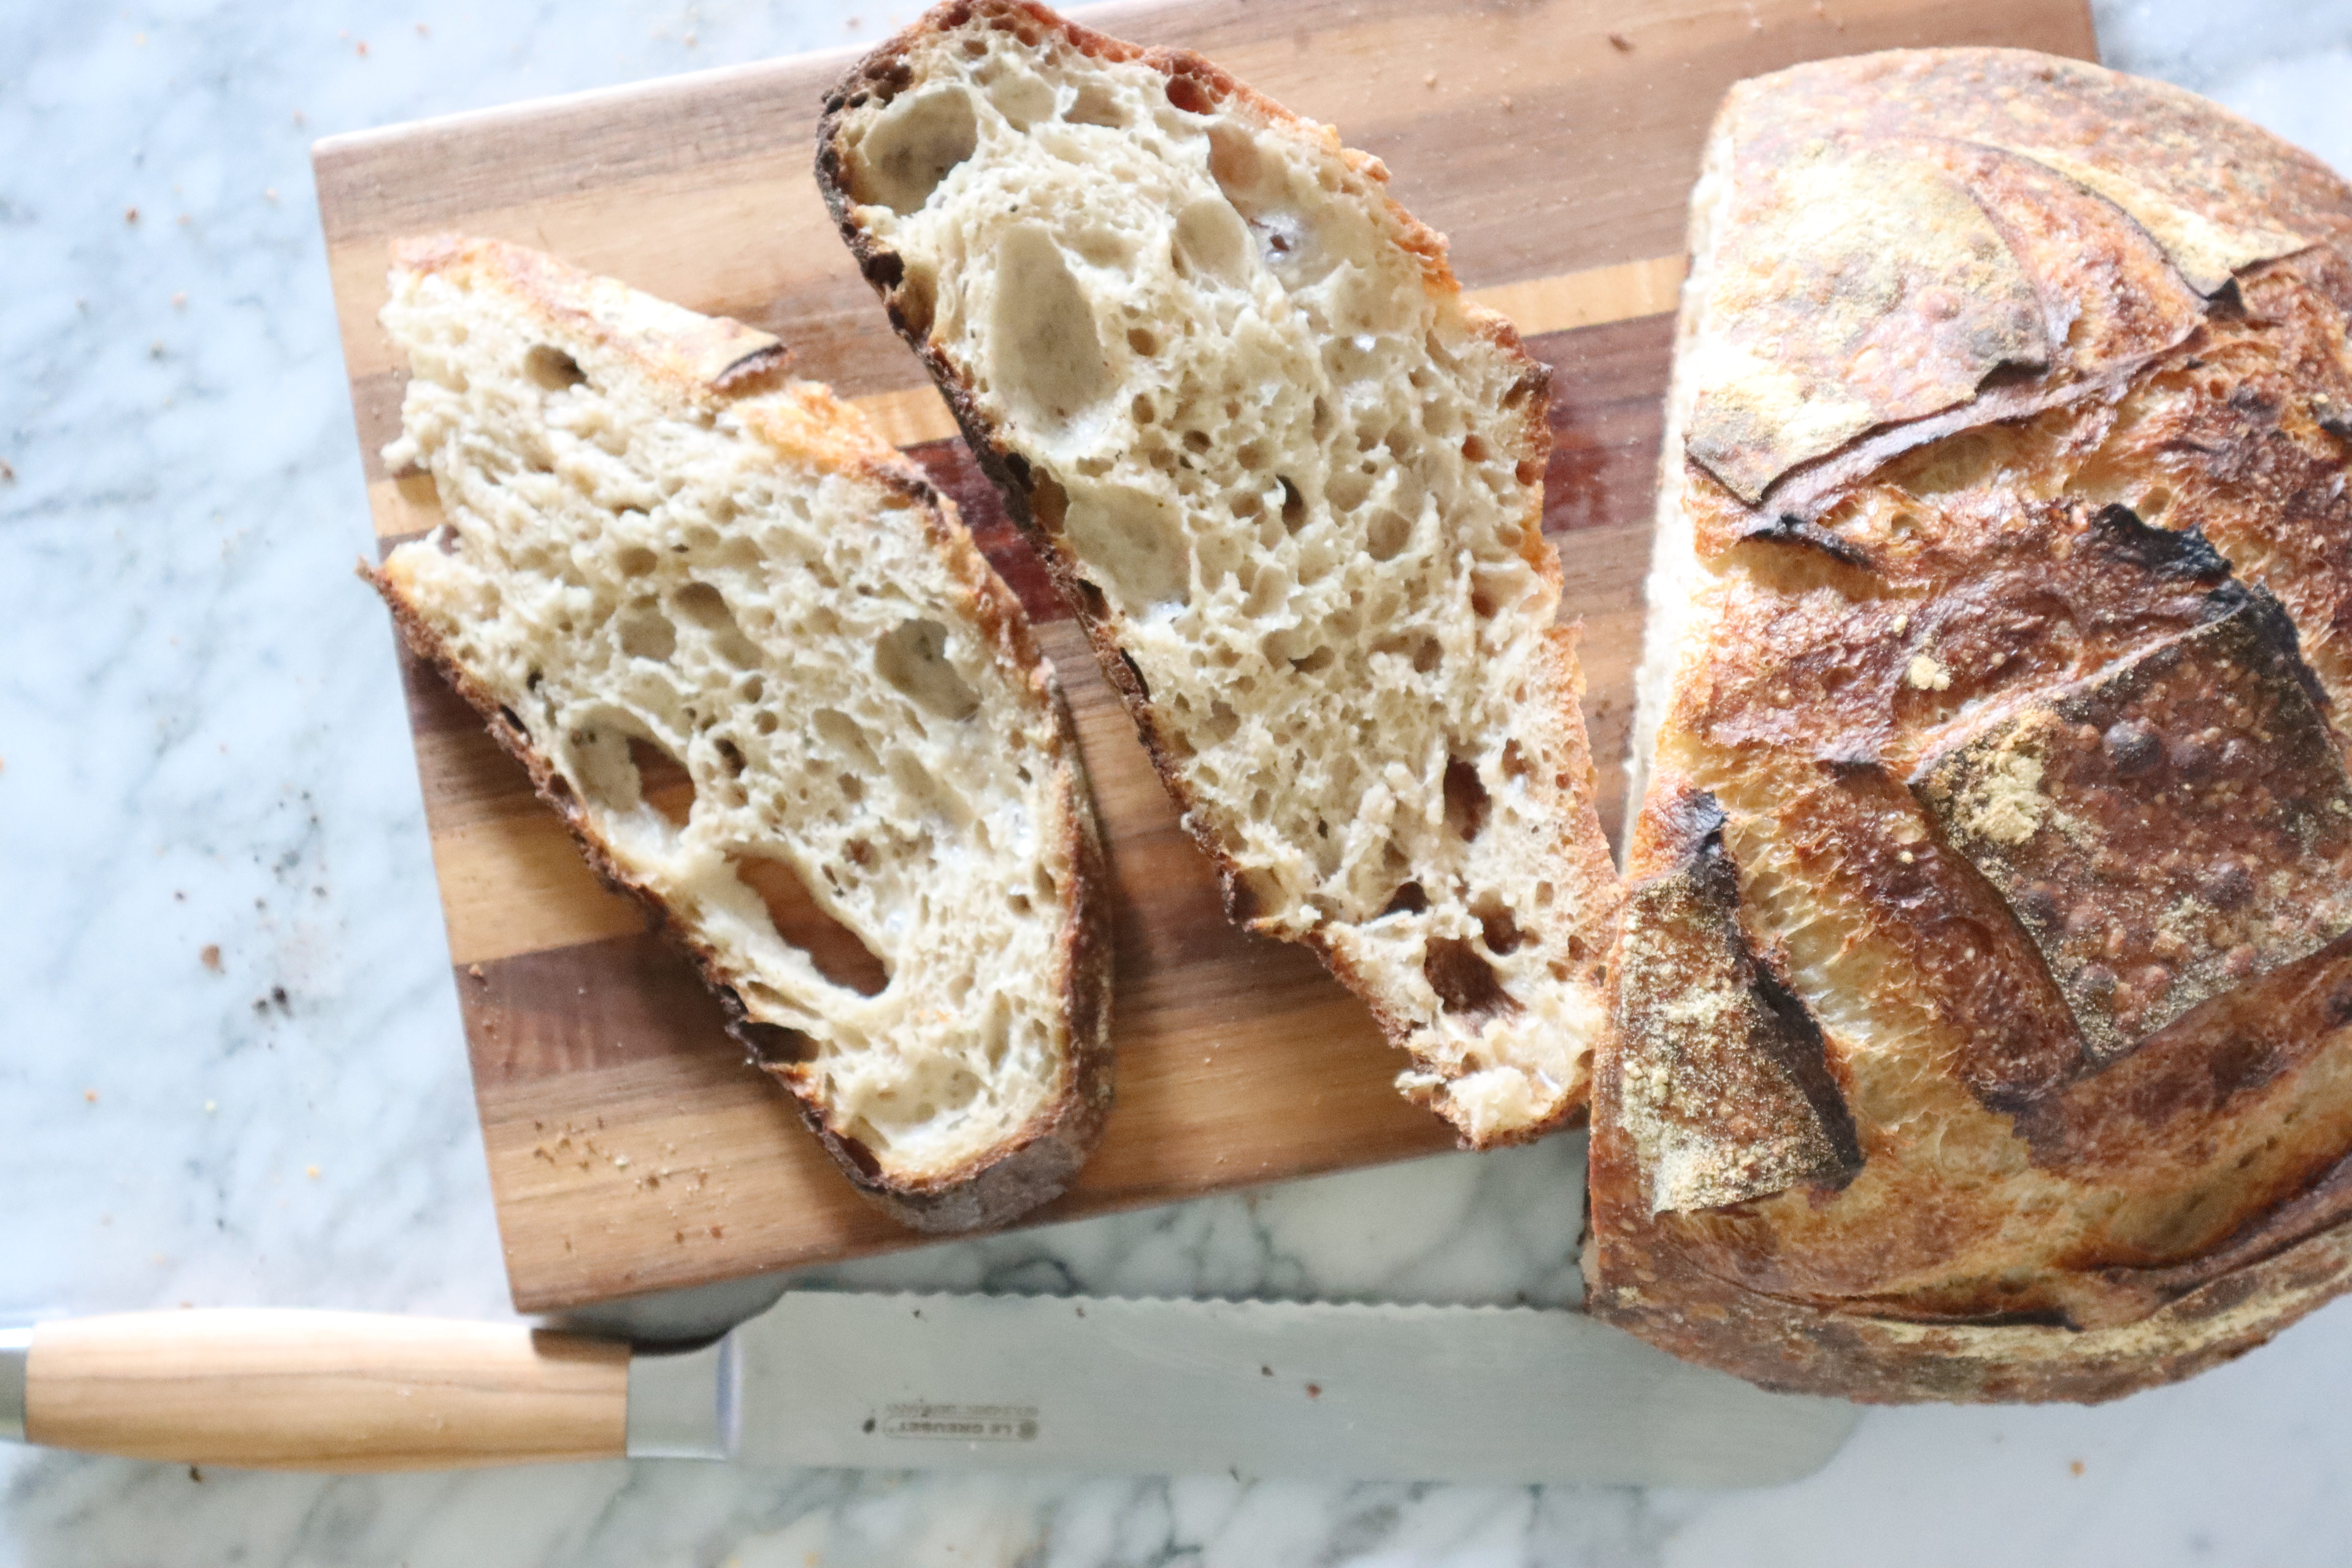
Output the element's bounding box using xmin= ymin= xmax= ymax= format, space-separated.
xmin=6 ymin=1 xmax=2352 ymax=1563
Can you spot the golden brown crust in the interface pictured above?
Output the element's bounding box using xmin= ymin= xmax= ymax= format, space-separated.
xmin=1596 ymin=50 xmax=2352 ymax=1400
xmin=816 ymin=0 xmax=1600 ymax=1146
xmin=1683 ymin=49 xmax=2343 ymax=511
xmin=369 ymin=236 xmax=1113 ymax=1233
xmin=1612 ymin=783 xmax=1861 ymax=1214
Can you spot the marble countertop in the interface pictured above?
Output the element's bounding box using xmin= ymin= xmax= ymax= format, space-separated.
xmin=7 ymin=1 xmax=2352 ymax=1562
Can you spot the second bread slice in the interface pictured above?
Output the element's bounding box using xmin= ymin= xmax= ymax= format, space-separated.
xmin=818 ymin=0 xmax=1621 ymax=1143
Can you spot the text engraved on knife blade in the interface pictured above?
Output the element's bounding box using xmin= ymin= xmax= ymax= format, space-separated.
xmin=874 ymin=1402 xmax=1040 ymax=1441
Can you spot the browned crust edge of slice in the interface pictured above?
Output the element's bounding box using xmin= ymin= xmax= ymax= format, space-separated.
xmin=815 ymin=0 xmax=1589 ymax=1146
xmin=363 ymin=239 xmax=1114 ymax=1232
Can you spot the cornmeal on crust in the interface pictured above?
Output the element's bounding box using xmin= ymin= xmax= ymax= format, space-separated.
xmin=1592 ymin=50 xmax=2352 ymax=1401
xmin=816 ymin=0 xmax=1621 ymax=1146
xmin=367 ymin=235 xmax=1111 ymax=1232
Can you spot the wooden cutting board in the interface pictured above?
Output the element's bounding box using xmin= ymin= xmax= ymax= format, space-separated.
xmin=315 ymin=0 xmax=2096 ymax=1312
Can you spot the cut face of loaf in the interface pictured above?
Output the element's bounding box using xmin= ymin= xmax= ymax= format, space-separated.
xmin=818 ymin=0 xmax=1621 ymax=1145
xmin=1593 ymin=49 xmax=2352 ymax=1402
xmin=368 ymin=236 xmax=1111 ymax=1232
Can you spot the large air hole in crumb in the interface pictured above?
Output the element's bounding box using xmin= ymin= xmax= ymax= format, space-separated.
xmin=987 ymin=67 xmax=1054 ymax=127
xmin=1277 ymin=477 xmax=1306 ymax=533
xmin=737 ymin=1019 xmax=817 ymax=1065
xmin=617 ymin=604 xmax=677 ymax=661
xmin=895 ymin=266 xmax=938 ymax=341
xmin=672 ymin=580 xmax=763 ymax=667
xmin=991 ymin=226 xmax=1112 ymax=432
xmin=1382 ymin=881 xmax=1429 ymax=916
xmin=1206 ymin=122 xmax=1260 ymax=202
xmin=875 ymin=619 xmax=982 ymax=719
xmin=729 ymin=852 xmax=889 ymax=997
xmin=1066 ymin=81 xmax=1123 ymax=126
xmin=1365 ymin=507 xmax=1411 ymax=561
xmin=524 ymin=344 xmax=586 ymax=391
xmin=812 ymin=707 xmax=880 ymax=769
xmin=1165 ymin=72 xmax=1219 ymax=115
xmin=1472 ymin=893 xmax=1526 ymax=955
xmin=1444 ymin=756 xmax=1490 ymax=841
xmin=1062 ymin=486 xmax=1190 ymax=610
xmin=630 ymin=738 xmax=696 ymax=828
xmin=852 ymin=85 xmax=979 ymax=213
xmin=1174 ymin=195 xmax=1249 ymax=281
xmin=1425 ymin=937 xmax=1516 ymax=1020
xmin=616 ymin=545 xmax=658 ymax=577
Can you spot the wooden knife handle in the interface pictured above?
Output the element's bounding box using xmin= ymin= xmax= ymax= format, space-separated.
xmin=21 ymin=1310 xmax=628 ymax=1472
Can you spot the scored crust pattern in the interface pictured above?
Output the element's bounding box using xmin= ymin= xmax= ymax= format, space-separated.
xmin=1594 ymin=49 xmax=2352 ymax=1401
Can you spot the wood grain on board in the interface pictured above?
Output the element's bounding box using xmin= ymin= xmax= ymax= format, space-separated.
xmin=315 ymin=0 xmax=2097 ymax=1311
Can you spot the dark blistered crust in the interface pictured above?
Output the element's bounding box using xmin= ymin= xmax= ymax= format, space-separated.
xmin=1912 ymin=584 xmax=2352 ymax=1063
xmin=816 ymin=0 xmax=1595 ymax=1146
xmin=1613 ymin=786 xmax=1861 ymax=1215
xmin=1601 ymin=51 xmax=2352 ymax=1402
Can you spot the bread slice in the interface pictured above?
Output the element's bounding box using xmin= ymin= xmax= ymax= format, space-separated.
xmin=366 ymin=236 xmax=1111 ymax=1232
xmin=816 ymin=0 xmax=1621 ymax=1146
xmin=1591 ymin=50 xmax=2352 ymax=1401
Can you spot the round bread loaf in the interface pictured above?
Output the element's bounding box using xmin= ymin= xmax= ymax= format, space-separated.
xmin=1589 ymin=49 xmax=2352 ymax=1401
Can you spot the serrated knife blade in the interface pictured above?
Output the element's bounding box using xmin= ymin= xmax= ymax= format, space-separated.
xmin=629 ymin=1290 xmax=1857 ymax=1486
xmin=6 ymin=1292 xmax=1855 ymax=1483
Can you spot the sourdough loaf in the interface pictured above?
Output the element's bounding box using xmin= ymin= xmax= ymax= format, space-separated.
xmin=1591 ymin=50 xmax=2352 ymax=1400
xmin=368 ymin=236 xmax=1111 ymax=1232
xmin=816 ymin=0 xmax=1621 ymax=1145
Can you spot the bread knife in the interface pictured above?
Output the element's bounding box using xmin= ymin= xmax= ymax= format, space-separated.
xmin=0 ymin=1291 xmax=1855 ymax=1485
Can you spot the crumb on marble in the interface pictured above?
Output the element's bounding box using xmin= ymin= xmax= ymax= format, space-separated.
xmin=305 ymin=1164 xmax=320 ymax=1179
xmin=416 ymin=21 xmax=429 ymax=36
xmin=172 ymin=292 xmax=187 ymax=309
xmin=83 ymin=1089 xmax=99 ymax=1104
xmin=125 ymin=205 xmax=140 ymax=223
xmin=0 ymin=458 xmax=15 ymax=482
xmin=355 ymin=39 xmax=369 ymax=56
xmin=200 ymin=943 xmax=221 ymax=972
xmin=2071 ymin=1459 xmax=2086 ymax=1476
xmin=204 ymin=1100 xmax=217 ymax=1114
